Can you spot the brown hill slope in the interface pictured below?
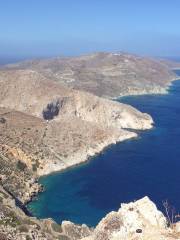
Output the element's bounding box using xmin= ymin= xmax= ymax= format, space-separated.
xmin=4 ymin=52 xmax=177 ymax=98
xmin=0 ymin=69 xmax=153 ymax=176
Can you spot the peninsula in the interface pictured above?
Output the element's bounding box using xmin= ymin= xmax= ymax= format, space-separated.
xmin=0 ymin=52 xmax=180 ymax=239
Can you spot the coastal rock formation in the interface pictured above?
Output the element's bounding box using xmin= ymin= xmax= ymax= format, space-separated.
xmin=3 ymin=52 xmax=177 ymax=98
xmin=63 ymin=197 xmax=180 ymax=240
xmin=0 ymin=70 xmax=153 ymax=177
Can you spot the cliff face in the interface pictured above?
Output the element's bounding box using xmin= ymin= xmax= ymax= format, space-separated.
xmin=0 ymin=69 xmax=153 ymax=177
xmin=3 ymin=52 xmax=177 ymax=98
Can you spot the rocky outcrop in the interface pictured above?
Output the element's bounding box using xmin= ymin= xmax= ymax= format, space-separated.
xmin=84 ymin=197 xmax=167 ymax=240
xmin=61 ymin=221 xmax=93 ymax=240
xmin=62 ymin=197 xmax=180 ymax=240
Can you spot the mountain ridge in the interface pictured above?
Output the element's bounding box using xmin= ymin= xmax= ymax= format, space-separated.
xmin=3 ymin=52 xmax=179 ymax=98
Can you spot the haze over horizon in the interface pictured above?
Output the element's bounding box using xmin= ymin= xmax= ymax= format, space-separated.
xmin=1 ymin=0 xmax=180 ymax=59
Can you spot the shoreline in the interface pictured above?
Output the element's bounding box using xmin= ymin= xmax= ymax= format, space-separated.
xmin=36 ymin=130 xmax=139 ymax=177
xmin=35 ymin=80 xmax=180 ymax=177
xmin=26 ymin=76 xmax=180 ymax=215
xmin=37 ymin=77 xmax=180 ymax=177
xmin=37 ymin=129 xmax=138 ymax=177
xmin=110 ymin=76 xmax=180 ymax=100
xmin=25 ymin=130 xmax=140 ymax=206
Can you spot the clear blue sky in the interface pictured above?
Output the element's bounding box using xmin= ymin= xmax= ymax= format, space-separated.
xmin=1 ymin=0 xmax=180 ymax=58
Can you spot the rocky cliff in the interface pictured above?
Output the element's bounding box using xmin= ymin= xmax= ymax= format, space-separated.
xmin=0 ymin=69 xmax=153 ymax=177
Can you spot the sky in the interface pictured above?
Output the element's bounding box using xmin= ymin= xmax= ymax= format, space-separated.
xmin=0 ymin=0 xmax=180 ymax=59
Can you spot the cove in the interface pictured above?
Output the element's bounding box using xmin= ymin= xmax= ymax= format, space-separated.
xmin=28 ymin=73 xmax=180 ymax=227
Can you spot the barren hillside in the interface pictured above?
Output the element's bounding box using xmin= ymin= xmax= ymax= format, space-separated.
xmin=3 ymin=52 xmax=177 ymax=98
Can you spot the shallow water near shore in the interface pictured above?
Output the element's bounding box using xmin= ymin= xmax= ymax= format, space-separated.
xmin=28 ymin=73 xmax=180 ymax=227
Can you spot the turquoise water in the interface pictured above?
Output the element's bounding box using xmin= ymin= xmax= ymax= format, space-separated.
xmin=28 ymin=73 xmax=180 ymax=227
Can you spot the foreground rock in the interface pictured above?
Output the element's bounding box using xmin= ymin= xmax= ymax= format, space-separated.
xmin=65 ymin=197 xmax=180 ymax=240
xmin=3 ymin=52 xmax=178 ymax=98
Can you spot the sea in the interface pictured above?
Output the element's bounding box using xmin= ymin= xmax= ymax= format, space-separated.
xmin=27 ymin=69 xmax=180 ymax=227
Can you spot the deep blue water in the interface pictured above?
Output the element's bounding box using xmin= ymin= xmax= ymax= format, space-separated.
xmin=28 ymin=72 xmax=180 ymax=227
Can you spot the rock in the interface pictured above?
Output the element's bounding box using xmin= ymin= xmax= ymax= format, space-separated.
xmin=82 ymin=197 xmax=173 ymax=240
xmin=174 ymin=222 xmax=180 ymax=232
xmin=61 ymin=221 xmax=93 ymax=240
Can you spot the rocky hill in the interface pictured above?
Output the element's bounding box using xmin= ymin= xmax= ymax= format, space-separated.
xmin=0 ymin=69 xmax=153 ymax=177
xmin=3 ymin=52 xmax=178 ymax=98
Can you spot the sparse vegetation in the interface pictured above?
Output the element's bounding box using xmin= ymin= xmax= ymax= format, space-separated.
xmin=43 ymin=100 xmax=61 ymax=120
xmin=163 ymin=200 xmax=180 ymax=228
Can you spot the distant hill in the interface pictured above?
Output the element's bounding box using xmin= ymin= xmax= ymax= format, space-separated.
xmin=3 ymin=52 xmax=178 ymax=98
